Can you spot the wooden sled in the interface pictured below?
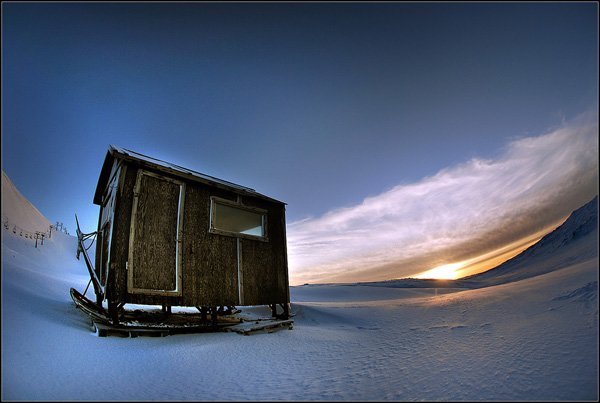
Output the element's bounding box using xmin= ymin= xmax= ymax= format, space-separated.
xmin=225 ymin=319 xmax=294 ymax=336
xmin=70 ymin=287 xmax=293 ymax=337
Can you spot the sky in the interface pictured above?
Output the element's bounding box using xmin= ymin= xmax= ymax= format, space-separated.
xmin=2 ymin=2 xmax=598 ymax=284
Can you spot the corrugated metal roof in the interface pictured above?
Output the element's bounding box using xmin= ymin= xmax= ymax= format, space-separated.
xmin=93 ymin=145 xmax=285 ymax=205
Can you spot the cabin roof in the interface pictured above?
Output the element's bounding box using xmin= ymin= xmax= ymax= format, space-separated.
xmin=93 ymin=145 xmax=286 ymax=205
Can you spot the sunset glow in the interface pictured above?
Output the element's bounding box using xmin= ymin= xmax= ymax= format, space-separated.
xmin=410 ymin=227 xmax=552 ymax=280
xmin=287 ymin=115 xmax=598 ymax=285
xmin=414 ymin=262 xmax=464 ymax=280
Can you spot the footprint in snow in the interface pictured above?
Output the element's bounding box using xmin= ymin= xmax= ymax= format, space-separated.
xmin=356 ymin=326 xmax=381 ymax=331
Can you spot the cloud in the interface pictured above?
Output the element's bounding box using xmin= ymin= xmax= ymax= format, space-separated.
xmin=287 ymin=111 xmax=598 ymax=285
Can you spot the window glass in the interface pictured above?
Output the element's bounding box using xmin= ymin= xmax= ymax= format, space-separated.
xmin=212 ymin=201 xmax=265 ymax=237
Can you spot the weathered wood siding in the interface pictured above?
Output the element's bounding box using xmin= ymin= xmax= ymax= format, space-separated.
xmin=95 ymin=162 xmax=119 ymax=287
xmin=99 ymin=222 xmax=111 ymax=284
xmin=239 ymin=197 xmax=289 ymax=305
xmin=106 ymin=163 xmax=136 ymax=303
xmin=104 ymin=159 xmax=289 ymax=308
xmin=181 ymin=185 xmax=239 ymax=306
xmin=129 ymin=172 xmax=181 ymax=294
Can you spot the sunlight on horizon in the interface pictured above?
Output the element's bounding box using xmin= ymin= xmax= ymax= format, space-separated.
xmin=414 ymin=262 xmax=465 ymax=280
xmin=409 ymin=225 xmax=556 ymax=281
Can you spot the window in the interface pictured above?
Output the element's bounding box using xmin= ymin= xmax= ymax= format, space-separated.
xmin=210 ymin=197 xmax=267 ymax=241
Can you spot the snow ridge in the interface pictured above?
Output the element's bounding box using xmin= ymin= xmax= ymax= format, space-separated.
xmin=462 ymin=195 xmax=598 ymax=285
xmin=1 ymin=170 xmax=51 ymax=233
xmin=552 ymin=281 xmax=598 ymax=303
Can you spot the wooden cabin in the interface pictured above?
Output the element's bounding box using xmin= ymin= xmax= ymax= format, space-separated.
xmin=92 ymin=145 xmax=289 ymax=322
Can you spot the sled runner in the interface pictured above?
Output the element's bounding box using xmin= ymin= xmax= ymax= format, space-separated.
xmin=224 ymin=318 xmax=294 ymax=336
xmin=71 ymin=287 xmax=293 ymax=337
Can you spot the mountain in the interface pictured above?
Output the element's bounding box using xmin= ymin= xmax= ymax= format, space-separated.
xmin=1 ymin=171 xmax=79 ymax=273
xmin=1 ymin=170 xmax=51 ymax=234
xmin=462 ymin=195 xmax=598 ymax=286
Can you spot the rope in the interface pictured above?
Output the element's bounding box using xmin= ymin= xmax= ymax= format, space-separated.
xmin=84 ymin=233 xmax=97 ymax=251
xmin=83 ymin=278 xmax=92 ymax=296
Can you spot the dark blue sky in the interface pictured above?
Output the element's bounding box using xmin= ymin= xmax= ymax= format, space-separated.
xmin=2 ymin=2 xmax=598 ymax=243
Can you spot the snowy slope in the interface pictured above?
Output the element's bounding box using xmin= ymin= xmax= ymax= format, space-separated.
xmin=1 ymin=173 xmax=598 ymax=401
xmin=2 ymin=170 xmax=51 ymax=234
xmin=463 ymin=195 xmax=598 ymax=286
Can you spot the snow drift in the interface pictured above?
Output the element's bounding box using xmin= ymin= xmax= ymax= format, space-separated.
xmin=1 ymin=172 xmax=597 ymax=401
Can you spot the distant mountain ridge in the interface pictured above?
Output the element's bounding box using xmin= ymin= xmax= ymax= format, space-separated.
xmin=462 ymin=195 xmax=598 ymax=286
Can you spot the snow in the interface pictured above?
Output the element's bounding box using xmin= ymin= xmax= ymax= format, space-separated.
xmin=1 ymin=172 xmax=598 ymax=401
xmin=2 ymin=171 xmax=50 ymax=234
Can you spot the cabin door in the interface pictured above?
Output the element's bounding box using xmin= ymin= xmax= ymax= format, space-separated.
xmin=127 ymin=170 xmax=185 ymax=296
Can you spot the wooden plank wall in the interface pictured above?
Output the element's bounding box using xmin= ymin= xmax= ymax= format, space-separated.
xmin=106 ymin=160 xmax=289 ymax=308
xmin=240 ymin=197 xmax=289 ymax=305
xmin=130 ymin=173 xmax=180 ymax=292
xmin=95 ymin=165 xmax=119 ymax=286
xmin=181 ymin=184 xmax=239 ymax=306
xmin=107 ymin=163 xmax=136 ymax=303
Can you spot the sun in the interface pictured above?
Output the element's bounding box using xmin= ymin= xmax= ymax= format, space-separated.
xmin=414 ymin=262 xmax=464 ymax=280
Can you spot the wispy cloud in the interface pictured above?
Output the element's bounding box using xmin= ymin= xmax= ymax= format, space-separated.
xmin=287 ymin=112 xmax=599 ymax=285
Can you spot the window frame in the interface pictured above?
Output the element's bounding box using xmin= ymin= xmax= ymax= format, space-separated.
xmin=209 ymin=196 xmax=269 ymax=242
